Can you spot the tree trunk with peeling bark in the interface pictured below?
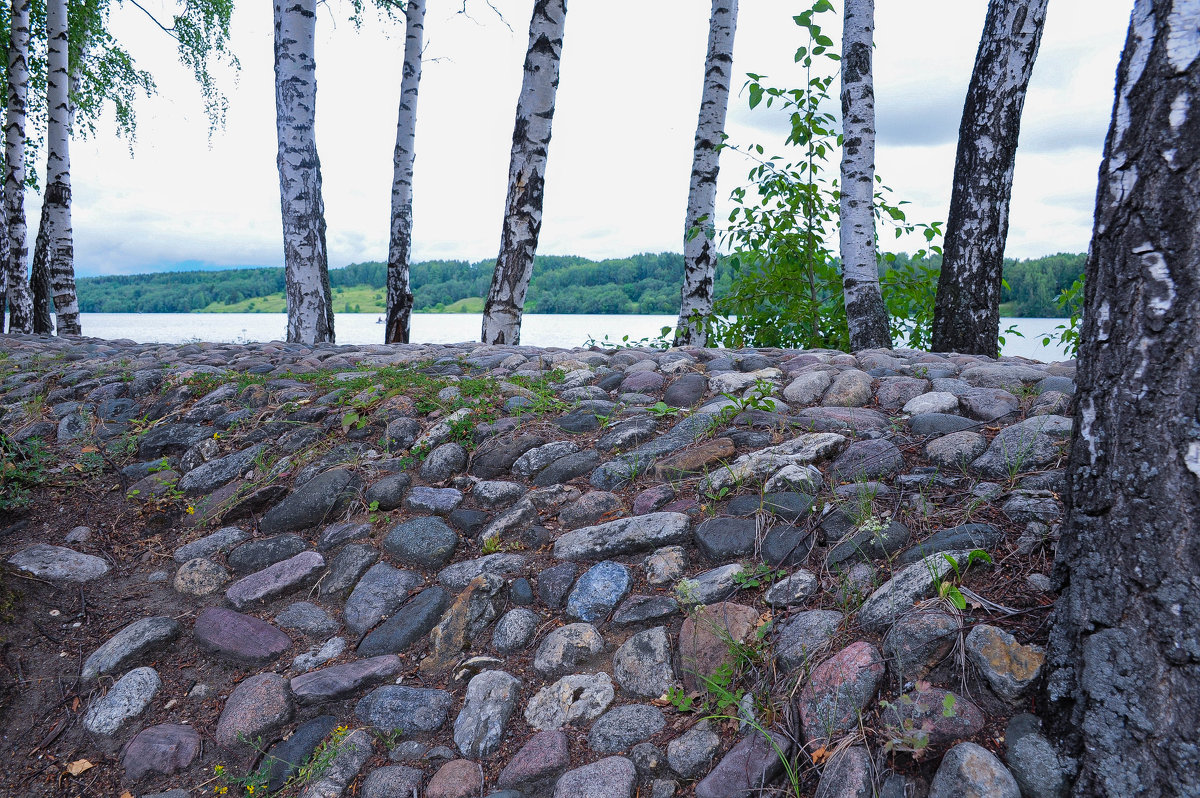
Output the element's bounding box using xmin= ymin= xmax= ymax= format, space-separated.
xmin=931 ymin=0 xmax=1048 ymax=357
xmin=481 ymin=0 xmax=566 ymax=346
xmin=274 ymin=0 xmax=335 ymax=345
xmin=675 ymin=0 xmax=737 ymax=347
xmin=385 ymin=0 xmax=425 ymax=345
xmin=44 ymin=0 xmax=78 ymax=335
xmin=1045 ymin=3 xmax=1200 ymax=795
xmin=839 ymin=0 xmax=889 ymax=351
xmin=3 ymin=0 xmax=33 ymax=334
xmin=30 ymin=202 xmax=50 ymax=333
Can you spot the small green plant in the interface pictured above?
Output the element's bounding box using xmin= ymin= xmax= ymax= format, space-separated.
xmin=583 ymin=327 xmax=673 ymax=350
xmin=1041 ymin=274 xmax=1085 ymax=358
xmin=481 ymin=536 xmax=523 ymax=555
xmin=879 ymin=682 xmax=958 ymax=759
xmin=732 ymin=562 xmax=786 ymax=590
xmin=0 ymin=434 xmax=51 ymax=512
xmin=932 ymin=549 xmax=993 ymax=610
xmin=370 ymin=726 xmax=404 ymax=751
xmin=647 ymin=401 xmax=681 ymax=418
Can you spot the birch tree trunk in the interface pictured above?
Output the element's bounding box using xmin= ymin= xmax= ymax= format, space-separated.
xmin=674 ymin=0 xmax=737 ymax=347
xmin=274 ymin=0 xmax=334 ymax=345
xmin=384 ymin=0 xmax=425 ymax=345
xmin=44 ymin=0 xmax=79 ymax=335
xmin=838 ymin=0 xmax=889 ymax=351
xmin=3 ymin=0 xmax=33 ymax=334
xmin=481 ymin=0 xmax=566 ymax=346
xmin=1045 ymin=3 xmax=1200 ymax=795
xmin=930 ymin=0 xmax=1048 ymax=357
xmin=30 ymin=202 xmax=51 ymax=333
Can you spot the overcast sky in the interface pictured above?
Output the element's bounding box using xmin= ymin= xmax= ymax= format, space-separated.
xmin=65 ymin=0 xmax=1132 ymax=277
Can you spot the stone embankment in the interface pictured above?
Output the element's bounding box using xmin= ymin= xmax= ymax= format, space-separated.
xmin=0 ymin=334 xmax=1075 ymax=797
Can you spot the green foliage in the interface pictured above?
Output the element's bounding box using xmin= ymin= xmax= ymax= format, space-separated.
xmin=731 ymin=562 xmax=785 ymax=590
xmin=704 ymin=2 xmax=942 ymax=350
xmin=1040 ymin=273 xmax=1085 ymax=358
xmin=932 ymin=549 xmax=993 ymax=610
xmin=0 ymin=433 xmax=51 ymax=511
xmin=584 ymin=326 xmax=674 ymax=350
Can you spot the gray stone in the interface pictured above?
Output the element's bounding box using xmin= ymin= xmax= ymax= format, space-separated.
xmin=362 ymin=766 xmax=424 ymax=798
xmin=590 ymin=413 xmax=718 ymax=490
xmin=897 ymin=523 xmax=1002 ymax=565
xmin=925 ymin=431 xmax=988 ymax=469
xmin=364 ymin=473 xmax=411 ymax=510
xmin=559 ymin=491 xmax=623 ymax=529
xmin=829 ymin=439 xmax=904 ymax=482
xmin=1002 ymin=491 xmax=1062 ymax=523
xmin=294 ymin=637 xmax=347 ymax=672
xmin=317 ymin=521 xmax=373 ymax=552
xmin=537 ymin=562 xmax=578 ymax=608
xmin=65 ymin=526 xmax=91 ymax=544
xmin=612 ymin=594 xmax=680 ymax=626
xmin=473 ymin=480 xmax=525 ymax=509
xmin=290 ymin=655 xmax=404 ymax=705
xmin=534 ymin=449 xmax=601 ymax=487
xmin=857 ymin=552 xmax=967 ymax=632
xmin=663 ymin=373 xmax=707 ymax=407
xmin=194 ymin=607 xmax=291 ymax=665
xmin=882 ymin=610 xmax=960 ymax=683
xmin=454 ymin=669 xmax=521 ymax=759
xmin=173 ymin=557 xmax=229 ymax=596
xmin=783 ymin=370 xmax=834 ymax=405
xmin=813 ymin=746 xmax=873 ymax=798
xmin=322 ymin=543 xmax=379 ymax=595
xmin=675 ymin=563 xmax=744 ymax=606
xmin=960 ymin=363 xmax=1048 ymax=390
xmin=614 ymin=626 xmax=675 ymax=698
xmin=405 ymin=485 xmax=464 ymax=515
xmin=597 ymin=415 xmax=661 ymax=451
xmin=533 ymin=623 xmax=604 ymax=677
xmin=928 ymin=742 xmax=1021 ymax=798
xmin=215 ymin=672 xmax=294 ymax=749
xmin=700 ymin=433 xmax=847 ymax=495
xmin=276 ymin=601 xmax=339 ymax=637
xmin=383 ymin=516 xmax=460 ymax=569
xmin=226 ymin=550 xmax=325 ymax=609
xmin=1005 ymin=715 xmax=1069 ymax=798
xmin=514 ymin=441 xmax=581 ymax=478
xmin=666 ymin=726 xmax=721 ymax=779
xmin=471 ymin=434 xmax=547 ymax=479
xmin=264 ymin=716 xmax=339 ymax=791
xmin=173 ymin=526 xmax=248 ymax=562
xmin=122 ymin=724 xmax=201 ymax=781
xmin=799 ymin=641 xmax=885 ymax=742
xmin=554 ymin=512 xmax=691 ymax=560
xmin=644 ymin=546 xmax=687 ymax=585
xmin=359 ymin=586 xmax=450 ymax=656
xmin=497 ymin=730 xmax=571 ymax=795
xmin=908 ymin=412 xmax=980 ymax=436
xmin=439 ymin=553 xmax=526 ymax=592
xmin=881 ymin=687 xmax=985 ymax=749
xmin=970 ymin=415 xmax=1072 ymax=478
xmin=421 ymin=442 xmax=469 ymax=482
xmin=384 ymin=417 xmax=423 ymax=451
xmin=260 ymin=468 xmax=362 ymax=534
xmin=9 ymin=544 xmax=110 ymax=583
xmin=589 ymin=705 xmax=666 ymax=753
xmin=960 ymin=387 xmax=1020 ymax=421
xmin=297 ymin=729 xmax=374 ymax=798
xmin=826 ymin=520 xmax=912 ymax=566
xmin=694 ymin=730 xmax=789 ymax=798
xmin=566 ymin=561 xmax=632 ymax=622
xmin=764 ymin=569 xmax=819 ymax=607
xmin=356 ymin=685 xmax=454 ymax=734
xmin=82 ymin=616 xmax=181 ymax=680
xmin=525 ymin=673 xmax=614 ymax=730
xmin=84 ymin=666 xmax=161 ymax=735
xmin=493 ymin=608 xmax=539 ymax=653
xmin=965 ymin=624 xmax=1045 ymax=702
xmin=693 ymin=517 xmax=757 ymax=561
xmin=344 ymin=563 xmax=423 ymax=636
xmin=902 ymin=391 xmax=960 ymax=415
xmin=726 ymin=491 xmax=815 ymax=523
xmin=178 ymin=443 xmax=263 ymax=494
xmin=227 ymin=534 xmax=307 ymax=574
xmin=553 ymin=756 xmax=636 ymax=798
xmin=821 ymin=369 xmax=874 ymax=406
xmin=775 ymin=610 xmax=842 ymax=672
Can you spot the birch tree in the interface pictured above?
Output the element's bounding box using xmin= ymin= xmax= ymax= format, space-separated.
xmin=930 ymin=0 xmax=1048 ymax=357
xmin=274 ymin=0 xmax=335 ymax=344
xmin=674 ymin=0 xmax=737 ymax=347
xmin=481 ymin=0 xmax=566 ymax=346
xmin=384 ymin=0 xmax=424 ymax=345
xmin=1045 ymin=3 xmax=1200 ymax=794
xmin=43 ymin=0 xmax=79 ymax=335
xmin=838 ymin=0 xmax=888 ymax=350
xmin=3 ymin=0 xmax=33 ymax=333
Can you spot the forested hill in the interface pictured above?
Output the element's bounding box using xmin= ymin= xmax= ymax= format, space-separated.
xmin=76 ymin=251 xmax=1084 ymax=317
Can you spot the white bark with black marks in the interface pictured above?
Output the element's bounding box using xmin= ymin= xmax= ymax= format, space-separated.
xmin=839 ymin=0 xmax=889 ymax=351
xmin=44 ymin=0 xmax=78 ymax=335
xmin=931 ymin=0 xmax=1048 ymax=357
xmin=1046 ymin=3 xmax=1200 ymax=795
xmin=3 ymin=0 xmax=33 ymax=333
xmin=675 ymin=0 xmax=737 ymax=347
xmin=385 ymin=0 xmax=425 ymax=345
xmin=274 ymin=0 xmax=334 ymax=345
xmin=481 ymin=0 xmax=566 ymax=346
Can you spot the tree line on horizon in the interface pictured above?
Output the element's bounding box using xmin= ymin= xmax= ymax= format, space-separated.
xmin=73 ymin=250 xmax=1087 ymax=318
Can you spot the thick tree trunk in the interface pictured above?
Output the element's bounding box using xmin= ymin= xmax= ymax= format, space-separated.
xmin=481 ymin=0 xmax=566 ymax=346
xmin=838 ymin=0 xmax=889 ymax=351
xmin=385 ymin=0 xmax=425 ymax=345
xmin=1045 ymin=3 xmax=1200 ymax=796
xmin=3 ymin=0 xmax=33 ymax=334
xmin=44 ymin=0 xmax=78 ymax=335
xmin=930 ymin=0 xmax=1048 ymax=357
xmin=274 ymin=0 xmax=335 ymax=345
xmin=674 ymin=0 xmax=737 ymax=348
xmin=30 ymin=201 xmax=51 ymax=333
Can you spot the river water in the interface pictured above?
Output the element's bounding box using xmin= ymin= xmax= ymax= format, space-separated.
xmin=27 ymin=313 xmax=1074 ymax=362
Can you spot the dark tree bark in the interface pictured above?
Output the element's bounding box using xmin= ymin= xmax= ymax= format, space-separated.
xmin=481 ymin=0 xmax=566 ymax=346
xmin=3 ymin=0 xmax=33 ymax=334
xmin=931 ymin=0 xmax=1048 ymax=357
xmin=30 ymin=201 xmax=51 ymax=334
xmin=1045 ymin=3 xmax=1200 ymax=796
xmin=385 ymin=0 xmax=425 ymax=345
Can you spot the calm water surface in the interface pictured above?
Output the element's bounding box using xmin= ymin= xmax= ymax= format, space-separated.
xmin=51 ymin=313 xmax=1073 ymax=362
